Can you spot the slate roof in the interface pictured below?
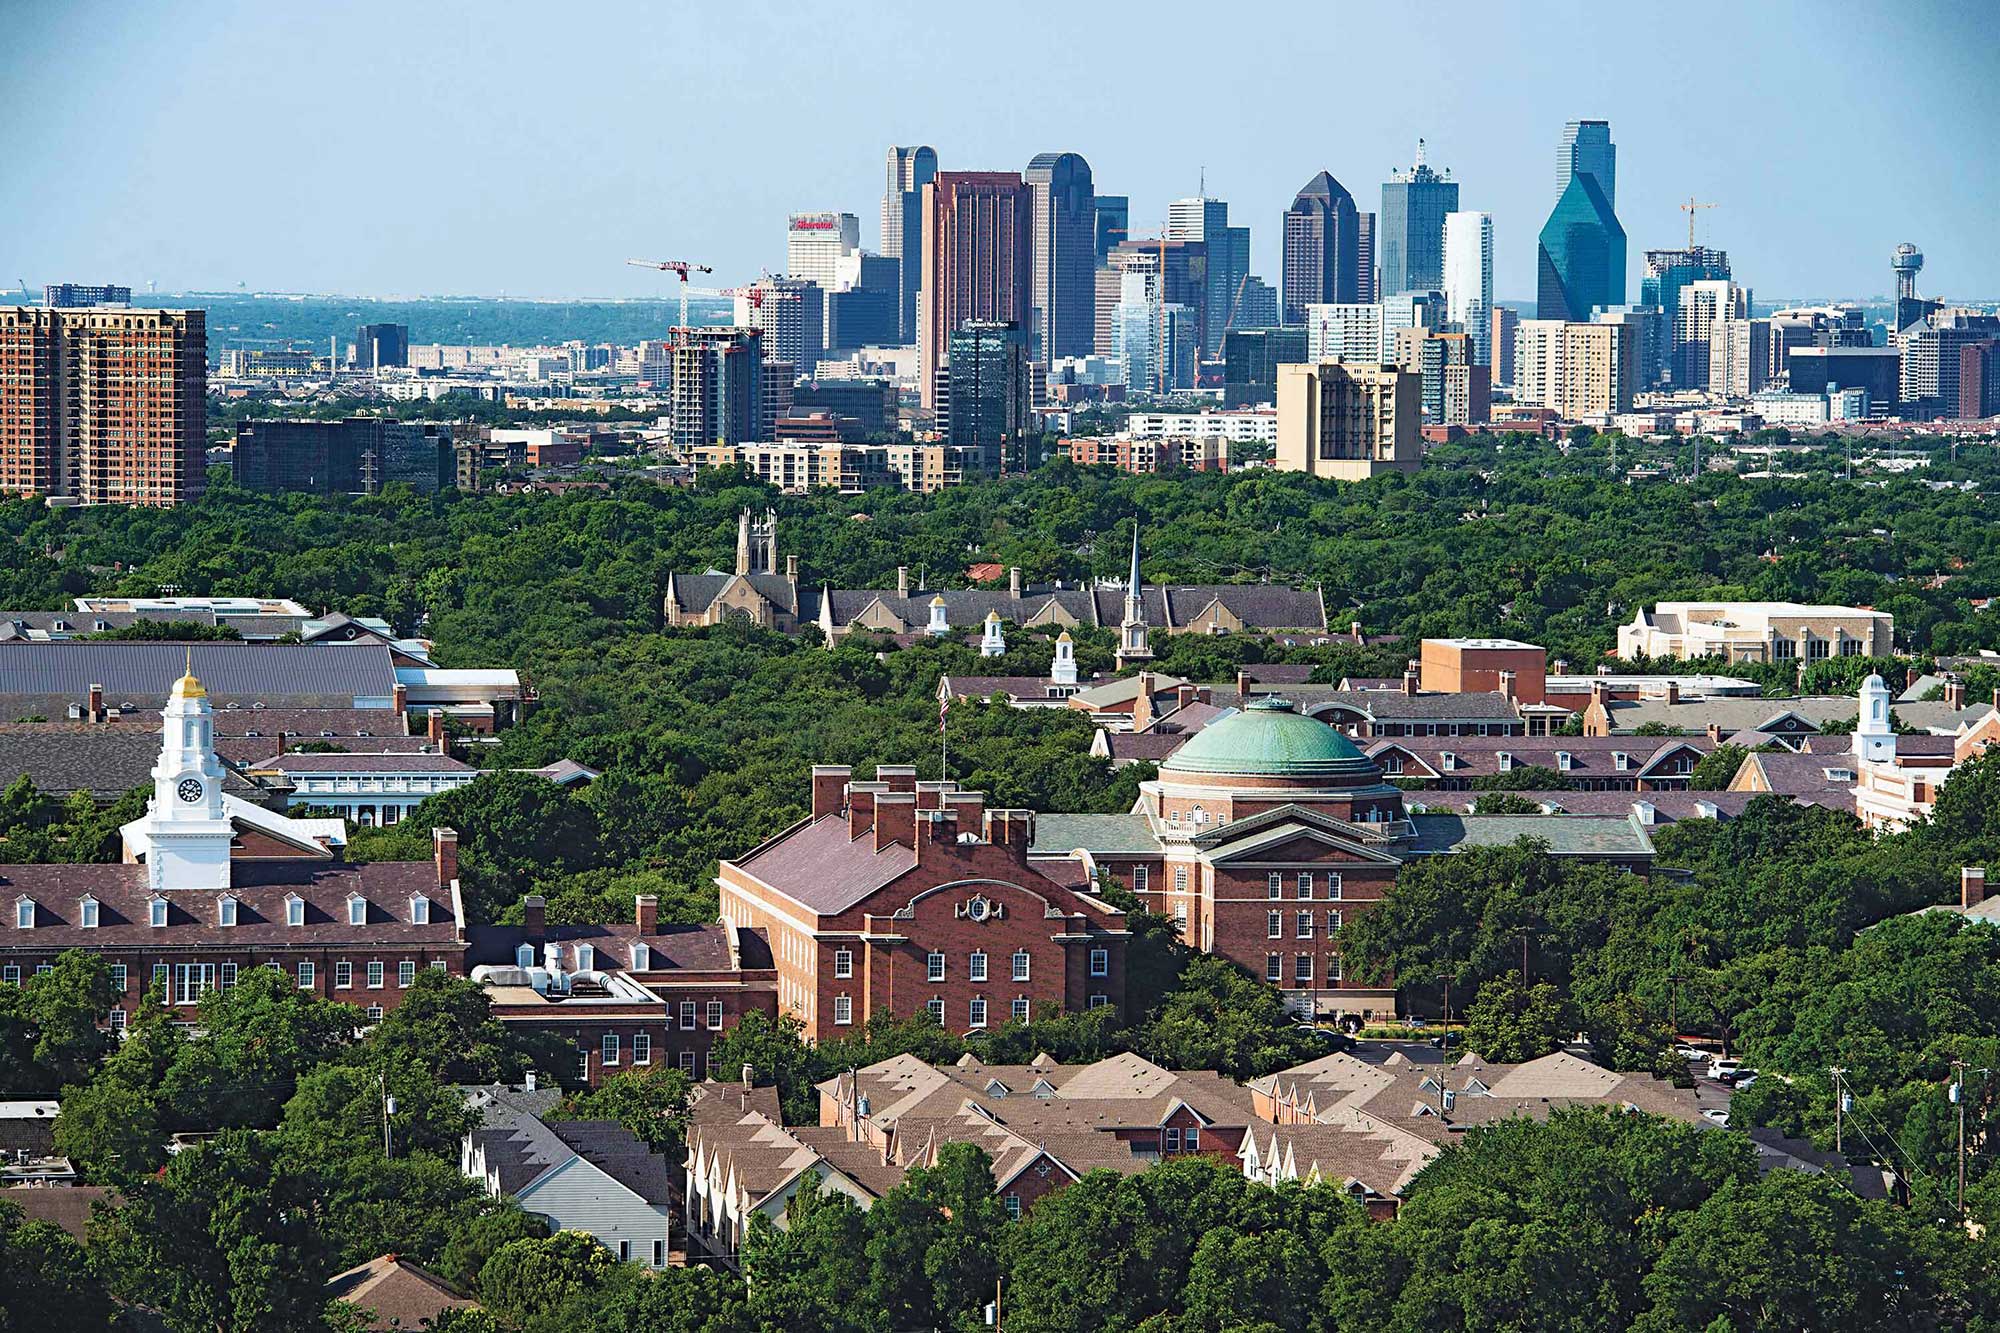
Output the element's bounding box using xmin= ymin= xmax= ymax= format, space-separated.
xmin=1406 ymin=790 xmax=1758 ymax=824
xmin=1734 ymin=749 xmax=1860 ymax=797
xmin=670 ymin=573 xmax=809 ymax=617
xmin=1031 ymin=814 xmax=1163 ymax=856
xmin=732 ymin=815 xmax=918 ymax=914
xmin=0 ymin=1185 xmax=118 ymax=1240
xmin=546 ymin=1119 xmax=673 ymax=1204
xmin=940 ymin=675 xmax=1082 ymax=703
xmin=259 ymin=752 xmax=475 ymax=775
xmin=1097 ymin=732 xmax=1186 ymax=763
xmin=1087 ymin=585 xmax=1326 ymax=632
xmin=822 ymin=587 xmax=1093 ymax=629
xmin=1202 ymin=686 xmax=1521 ymax=723
xmin=0 ymin=609 xmax=217 ymax=640
xmin=1368 ymin=734 xmax=1712 ymax=780
xmin=0 ymin=726 xmax=270 ymax=799
xmin=0 ymin=643 xmax=398 ymax=707
xmin=1406 ymin=812 xmax=1655 ymax=858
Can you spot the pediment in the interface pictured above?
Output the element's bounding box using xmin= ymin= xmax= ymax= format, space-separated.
xmin=1194 ymin=806 xmax=1403 ymax=866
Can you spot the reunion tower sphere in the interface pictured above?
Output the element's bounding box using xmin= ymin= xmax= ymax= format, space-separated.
xmin=1893 ymin=243 xmax=1924 ymax=299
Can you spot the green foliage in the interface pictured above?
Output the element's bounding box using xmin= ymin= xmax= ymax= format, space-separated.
xmin=1470 ymin=790 xmax=1540 ymax=814
xmin=0 ymin=780 xmax=147 ymax=863
xmin=1688 ymin=742 xmax=1748 ymax=790
xmin=478 ymin=1230 xmax=618 ymax=1330
xmin=1468 ymin=763 xmax=1571 ymax=791
xmin=84 ymin=618 xmax=242 ymax=641
xmin=1462 ymin=972 xmax=1571 ymax=1062
xmin=1136 ymin=955 xmax=1314 ymax=1079
xmin=550 ymin=1063 xmax=693 ymax=1154
xmin=0 ymin=949 xmax=114 ymax=1094
xmin=0 ymin=1199 xmax=116 ymax=1332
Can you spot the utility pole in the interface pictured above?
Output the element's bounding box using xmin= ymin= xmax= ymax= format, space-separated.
xmin=1829 ymin=1067 xmax=1848 ymax=1155
xmin=380 ymin=1073 xmax=394 ymax=1159
xmin=1952 ymin=1060 xmax=1968 ymax=1215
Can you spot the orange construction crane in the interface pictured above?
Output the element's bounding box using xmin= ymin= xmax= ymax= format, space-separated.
xmin=1678 ymin=198 xmax=1717 ymax=249
xmin=720 ymin=283 xmax=803 ymax=313
xmin=626 ymin=258 xmax=714 ymax=329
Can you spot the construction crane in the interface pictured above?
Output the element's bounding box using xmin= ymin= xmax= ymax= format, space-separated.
xmin=626 ymin=258 xmax=714 ymax=329
xmin=720 ymin=282 xmax=802 ymax=313
xmin=1679 ymin=197 xmax=1718 ymax=249
xmin=1224 ymin=272 xmax=1254 ymax=335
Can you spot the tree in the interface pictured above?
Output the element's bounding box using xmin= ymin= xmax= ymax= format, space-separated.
xmin=1688 ymin=743 xmax=1749 ymax=790
xmin=0 ymin=949 xmax=114 ymax=1094
xmin=741 ymin=1177 xmax=876 ymax=1333
xmin=477 ymin=1230 xmax=618 ymax=1331
xmin=159 ymin=964 xmax=358 ymax=1129
xmin=0 ymin=1199 xmax=116 ymax=1332
xmin=435 ymin=1204 xmax=549 ymax=1296
xmin=1471 ymin=791 xmax=1541 ymax=815
xmin=550 ymin=1063 xmax=692 ymax=1154
xmin=359 ymin=969 xmax=556 ymax=1087
xmin=1180 ymin=1225 xmax=1321 ymax=1333
xmin=1136 ymin=956 xmax=1307 ymax=1079
xmin=52 ymin=991 xmax=183 ymax=1182
xmin=705 ymin=1011 xmax=820 ymax=1123
xmin=860 ymin=1144 xmax=1007 ymax=1333
xmin=1463 ymin=973 xmax=1571 ymax=1063
xmin=539 ymin=1263 xmax=751 ymax=1333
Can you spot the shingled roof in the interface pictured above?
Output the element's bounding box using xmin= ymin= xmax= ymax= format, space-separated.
xmin=0 ymin=643 xmax=398 ymax=709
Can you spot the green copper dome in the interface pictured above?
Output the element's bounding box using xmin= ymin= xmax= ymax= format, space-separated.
xmin=1163 ymin=697 xmax=1376 ymax=779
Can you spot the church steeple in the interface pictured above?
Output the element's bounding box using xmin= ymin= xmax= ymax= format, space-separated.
xmin=1116 ymin=524 xmax=1153 ymax=670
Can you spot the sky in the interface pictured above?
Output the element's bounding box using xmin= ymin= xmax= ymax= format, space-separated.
xmin=5 ymin=0 xmax=1997 ymax=304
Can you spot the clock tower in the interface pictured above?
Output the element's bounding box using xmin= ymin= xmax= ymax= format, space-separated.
xmin=131 ymin=657 xmax=235 ymax=890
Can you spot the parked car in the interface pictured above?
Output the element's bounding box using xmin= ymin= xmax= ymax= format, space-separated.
xmin=1706 ymin=1057 xmax=1742 ymax=1081
xmin=1293 ymin=1024 xmax=1352 ymax=1051
xmin=1429 ymin=1032 xmax=1462 ymax=1051
xmin=1701 ymin=1108 xmax=1730 ymax=1126
xmin=1676 ymin=1044 xmax=1709 ymax=1061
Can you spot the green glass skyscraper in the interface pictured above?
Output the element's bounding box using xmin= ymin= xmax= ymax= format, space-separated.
xmin=1537 ymin=170 xmax=1624 ymax=321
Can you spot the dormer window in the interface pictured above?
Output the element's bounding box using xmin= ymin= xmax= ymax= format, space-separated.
xmin=631 ymin=942 xmax=650 ymax=971
xmin=1614 ymin=751 xmax=1631 ymax=771
xmin=285 ymin=894 xmax=304 ymax=927
xmin=1440 ymin=751 xmax=1456 ymax=771
xmin=346 ymin=895 xmax=366 ymax=926
xmin=575 ymin=943 xmax=595 ymax=972
xmin=1556 ymin=751 xmax=1573 ymax=772
xmin=14 ymin=898 xmax=33 ymax=930
xmin=79 ymin=896 xmax=98 ymax=929
xmin=1496 ymin=751 xmax=1513 ymax=772
xmin=409 ymin=895 xmax=430 ymax=925
xmin=149 ymin=897 xmax=168 ymax=928
xmin=219 ymin=895 xmax=238 ymax=927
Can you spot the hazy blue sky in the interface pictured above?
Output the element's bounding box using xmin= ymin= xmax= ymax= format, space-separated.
xmin=6 ymin=1 xmax=1996 ymax=302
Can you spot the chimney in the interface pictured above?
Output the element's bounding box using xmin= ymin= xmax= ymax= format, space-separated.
xmin=275 ymin=732 xmax=287 ymax=756
xmin=1133 ymin=672 xmax=1156 ymax=731
xmin=87 ymin=683 xmax=103 ymax=723
xmin=982 ymin=809 xmax=1034 ymax=855
xmin=524 ymin=1070 xmax=537 ymax=1092
xmin=433 ymin=827 xmax=459 ymax=890
xmin=1591 ymin=680 xmax=1610 ymax=707
xmin=1964 ymin=867 xmax=1988 ymax=910
xmin=635 ymin=894 xmax=658 ymax=934
xmin=1906 ymin=666 xmax=1923 ymax=690
xmin=1944 ymin=676 xmax=1966 ymax=711
xmin=1403 ymin=660 xmax=1420 ymax=696
xmin=392 ymin=682 xmax=408 ymax=717
xmin=741 ymin=1063 xmax=756 ymax=1088
xmin=1009 ymin=566 xmax=1022 ymax=597
xmin=874 ymin=791 xmax=917 ymax=851
xmin=787 ymin=554 xmax=799 ymax=581
xmin=915 ymin=808 xmax=958 ymax=864
xmin=1176 ymin=683 xmax=1197 ymax=712
xmin=1664 ymin=679 xmax=1679 ymax=705
xmin=521 ymin=894 xmax=546 ymax=943
xmin=1498 ymin=669 xmax=1517 ymax=703
xmin=877 ymin=764 xmax=918 ymax=794
xmin=1553 ymin=658 xmax=1569 ymax=677
xmin=811 ymin=765 xmax=851 ymax=820
xmin=1706 ymin=722 xmax=1723 ymax=744
xmin=846 ymin=784 xmax=881 ymax=840
xmin=427 ymin=711 xmax=445 ymax=745
xmin=1349 ymin=620 xmax=1364 ymax=645
xmin=944 ymin=789 xmax=985 ymax=829
xmin=1236 ymin=669 xmax=1253 ymax=700
xmin=896 ymin=566 xmax=910 ymax=598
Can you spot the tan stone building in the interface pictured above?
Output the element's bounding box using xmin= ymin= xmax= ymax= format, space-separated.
xmin=1274 ymin=362 xmax=1420 ymax=481
xmin=1514 ymin=319 xmax=1636 ymax=419
xmin=1618 ymin=601 xmax=1894 ymax=663
xmin=663 ymin=509 xmax=809 ymax=630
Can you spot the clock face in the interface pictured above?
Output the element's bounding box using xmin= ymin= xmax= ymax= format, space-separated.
xmin=176 ymin=778 xmax=205 ymax=804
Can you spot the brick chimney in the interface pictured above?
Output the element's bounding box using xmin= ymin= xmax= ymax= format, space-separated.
xmin=433 ymin=827 xmax=459 ymax=890
xmin=87 ymin=683 xmax=104 ymax=723
xmin=1009 ymin=566 xmax=1022 ymax=597
xmin=877 ymin=764 xmax=918 ymax=795
xmin=944 ymin=789 xmax=985 ymax=829
xmin=915 ymin=808 xmax=959 ymax=864
xmin=1349 ymin=620 xmax=1364 ymax=645
xmin=1907 ymin=665 xmax=1923 ymax=690
xmin=896 ymin=566 xmax=910 ymax=598
xmin=787 ymin=554 xmax=799 ymax=581
xmin=1403 ymin=660 xmax=1420 ymax=696
xmin=811 ymin=765 xmax=851 ymax=820
xmin=1133 ymin=672 xmax=1157 ymax=731
xmin=635 ymin=893 xmax=658 ymax=934
xmin=1176 ymin=683 xmax=1197 ymax=712
xmin=982 ymin=808 xmax=1034 ymax=855
xmin=521 ymin=893 xmax=546 ymax=943
xmin=275 ymin=732 xmax=287 ymax=756
xmin=1964 ymin=867 xmax=1987 ymax=910
xmin=1553 ymin=658 xmax=1569 ymax=677
xmin=874 ymin=791 xmax=917 ymax=851
xmin=1944 ymin=676 xmax=1966 ymax=710
xmin=847 ymin=784 xmax=882 ymax=840
xmin=392 ymin=682 xmax=408 ymax=717
xmin=1664 ymin=679 xmax=1680 ymax=705
xmin=427 ymin=711 xmax=445 ymax=745
xmin=1236 ymin=669 xmax=1253 ymax=700
xmin=1706 ymin=722 xmax=1723 ymax=744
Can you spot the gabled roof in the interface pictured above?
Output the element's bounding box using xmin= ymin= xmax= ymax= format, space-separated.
xmin=0 ymin=643 xmax=398 ymax=706
xmin=326 ymin=1255 xmax=476 ymax=1332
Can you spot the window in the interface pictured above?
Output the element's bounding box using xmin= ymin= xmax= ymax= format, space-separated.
xmin=653 ymin=1240 xmax=664 ymax=1267
xmin=834 ymin=994 xmax=853 ymax=1025
xmin=633 ymin=1033 xmax=651 ymax=1064
xmin=926 ymin=997 xmax=945 ymax=1024
xmin=1328 ymin=909 xmax=1343 ymax=934
xmin=80 ymin=897 xmax=98 ymax=929
xmin=679 ymin=1050 xmax=696 ymax=1073
xmin=409 ymin=896 xmax=429 ymax=925
xmin=286 ymin=896 xmax=304 ymax=927
xmin=576 ymin=1046 xmax=590 ymax=1082
xmin=398 ymin=961 xmax=416 ymax=988
xmin=1266 ymin=954 xmax=1282 ymax=982
xmin=575 ymin=944 xmax=595 ymax=973
xmin=1 ymin=965 xmax=17 ymax=986
xmin=431 ymin=959 xmax=448 ymax=972
xmin=834 ymin=948 xmax=853 ymax=979
xmin=618 ymin=1240 xmax=631 ymax=1263
xmin=1164 ymin=1127 xmax=1181 ymax=1152
xmin=1012 ymin=997 xmax=1030 ymax=1022
xmin=174 ymin=963 xmax=215 ymax=1005
xmin=969 ymin=951 xmax=988 ymax=982
xmin=14 ymin=900 xmax=31 ymax=930
xmin=1297 ymin=872 xmax=1313 ymax=899
xmin=1295 ymin=955 xmax=1313 ymax=982
xmin=1296 ymin=911 xmax=1314 ymax=939
xmin=220 ymin=963 xmax=238 ymax=991
xmin=1132 ymin=866 xmax=1148 ymax=892
xmin=1011 ymin=950 xmax=1030 ymax=982
xmin=602 ymin=1033 xmax=620 ymax=1066
xmin=1186 ymin=1125 xmax=1199 ymax=1150
xmin=110 ymin=964 xmax=126 ymax=993
xmin=1327 ymin=873 xmax=1343 ymax=900
xmin=970 ymin=997 xmax=987 ymax=1029
xmin=149 ymin=898 xmax=168 ymax=928
xmin=1004 ymin=1194 xmax=1022 ymax=1220
xmin=366 ymin=961 xmax=384 ymax=989
xmin=347 ymin=897 xmax=366 ymax=926
xmin=1089 ymin=948 xmax=1108 ymax=977
xmin=1088 ymin=993 xmax=1110 ymax=1009
xmin=219 ymin=896 xmax=237 ymax=927
xmin=1173 ymin=867 xmax=1189 ymax=891
xmin=927 ymin=951 xmax=945 ymax=982
xmin=1267 ymin=872 xmax=1283 ymax=899
xmin=707 ymin=1001 xmax=723 ymax=1030
xmin=366 ymin=1005 xmax=384 ymax=1021
xmin=298 ymin=961 xmax=315 ymax=990
xmin=1329 ymin=955 xmax=1344 ymax=982
xmin=152 ymin=963 xmax=168 ymax=993
xmin=663 ymin=999 xmax=685 ymax=1030
xmin=334 ymin=960 xmax=353 ymax=989
xmin=34 ymin=963 xmax=51 ymax=977
xmin=109 ymin=1008 xmax=126 ymax=1033
xmin=1267 ymin=911 xmax=1282 ymax=939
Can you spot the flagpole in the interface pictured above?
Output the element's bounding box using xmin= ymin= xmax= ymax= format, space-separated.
xmin=939 ymin=693 xmax=950 ymax=779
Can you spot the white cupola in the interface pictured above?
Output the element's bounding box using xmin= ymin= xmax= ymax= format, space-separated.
xmin=1854 ymin=673 xmax=1896 ymax=765
xmin=980 ymin=610 xmax=1006 ymax=658
xmin=1051 ymin=631 xmax=1078 ymax=686
xmin=123 ymin=658 xmax=236 ymax=891
xmin=927 ymin=594 xmax=950 ymax=637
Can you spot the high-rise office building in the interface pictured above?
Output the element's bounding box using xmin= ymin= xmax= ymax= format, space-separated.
xmin=1112 ymin=265 xmax=1200 ymax=397
xmin=1378 ymin=141 xmax=1459 ymax=298
xmin=1102 ymin=238 xmax=1209 ymax=354
xmin=0 ymin=306 xmax=206 ymax=506
xmin=1556 ymin=120 xmax=1616 ymax=209
xmin=944 ymin=321 xmax=1031 ymax=471
xmin=1094 ymin=196 xmax=1129 ymax=266
xmin=353 ymin=322 xmax=409 ymax=370
xmin=233 ymin=418 xmax=451 ymax=495
xmin=1168 ymin=197 xmax=1251 ymax=356
xmin=1025 ymin=153 xmax=1097 ymax=367
xmin=1515 ymin=319 xmax=1636 ymax=418
xmin=787 ymin=213 xmax=861 ymax=288
xmin=917 ymin=172 xmax=1033 ymax=413
xmin=1442 ymin=211 xmax=1494 ymax=365
xmin=1675 ymin=280 xmax=1750 ymax=395
xmin=1223 ymin=326 xmax=1307 ymax=408
xmin=1282 ymin=171 xmax=1364 ymax=323
xmin=1788 ymin=347 xmax=1900 ymax=417
xmin=1592 ymin=306 xmax=1664 ymax=392
xmin=1355 ymin=213 xmax=1377 ymax=303
xmin=1900 ymin=311 xmax=2000 ymax=419
xmin=1305 ymin=303 xmax=1387 ymax=364
xmin=1235 ymin=277 xmax=1279 ymax=331
xmin=734 ymin=279 xmax=824 ymax=378
xmin=1383 ymin=291 xmax=1446 ymax=363
xmin=1491 ymin=307 xmax=1521 ymax=389
xmin=1641 ymin=247 xmax=1731 ymax=387
xmin=1711 ymin=318 xmax=1774 ymax=398
xmin=1275 ymin=362 xmax=1421 ymax=480
xmin=670 ymin=327 xmax=764 ymax=448
xmin=43 ymin=283 xmax=131 ymax=309
xmin=1537 ymin=169 xmax=1625 ymax=321
xmin=825 ymin=251 xmax=901 ymax=352
xmin=883 ymin=146 xmax=938 ymax=344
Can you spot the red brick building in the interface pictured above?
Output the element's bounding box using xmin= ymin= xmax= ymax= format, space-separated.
xmin=717 ymin=764 xmax=1129 ymax=1040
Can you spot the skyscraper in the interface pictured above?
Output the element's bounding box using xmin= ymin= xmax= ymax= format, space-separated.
xmin=1282 ymin=171 xmax=1363 ymax=323
xmin=1378 ymin=140 xmax=1459 ymax=298
xmin=1556 ymin=120 xmax=1615 ymax=209
xmin=1167 ymin=196 xmax=1251 ymax=356
xmin=353 ymin=322 xmax=409 ymax=369
xmin=1537 ymin=170 xmax=1625 ymax=321
xmin=945 ymin=321 xmax=1031 ymax=471
xmin=670 ymin=327 xmax=764 ymax=448
xmin=917 ymin=171 xmax=1033 ymax=413
xmin=1491 ymin=307 xmax=1520 ymax=389
xmin=0 ymin=306 xmax=206 ymax=506
xmin=1275 ymin=361 xmax=1421 ymax=480
xmin=1355 ymin=213 xmax=1377 ymax=303
xmin=882 ymin=146 xmax=938 ymax=344
xmin=1093 ymin=196 xmax=1129 ymax=266
xmin=1675 ymin=280 xmax=1749 ymax=394
xmin=1024 ymin=153 xmax=1096 ymax=367
xmin=1442 ymin=211 xmax=1494 ymax=365
xmin=733 ymin=278 xmax=824 ymax=378
xmin=1515 ymin=319 xmax=1636 ymax=417
xmin=786 ymin=212 xmax=861 ymax=288
xmin=1641 ymin=246 xmax=1731 ymax=387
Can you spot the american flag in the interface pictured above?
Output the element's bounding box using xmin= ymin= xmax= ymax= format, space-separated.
xmin=939 ymin=694 xmax=950 ymax=733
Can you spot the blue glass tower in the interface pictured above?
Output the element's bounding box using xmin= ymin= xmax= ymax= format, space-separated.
xmin=1537 ymin=171 xmax=1625 ymax=321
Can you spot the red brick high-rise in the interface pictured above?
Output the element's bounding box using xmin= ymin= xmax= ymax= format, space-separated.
xmin=0 ymin=306 xmax=207 ymax=506
xmin=917 ymin=172 xmax=1033 ymax=414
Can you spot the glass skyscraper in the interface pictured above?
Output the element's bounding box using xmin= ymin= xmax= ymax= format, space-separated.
xmin=1094 ymin=196 xmax=1129 ymax=266
xmin=1556 ymin=120 xmax=1615 ymax=208
xmin=1641 ymin=247 xmax=1731 ymax=387
xmin=1378 ymin=141 xmax=1458 ymax=298
xmin=1167 ymin=197 xmax=1251 ymax=356
xmin=1537 ymin=170 xmax=1625 ymax=321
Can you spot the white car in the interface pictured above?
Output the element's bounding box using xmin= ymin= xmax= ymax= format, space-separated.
xmin=1706 ymin=1058 xmax=1742 ymax=1081
xmin=1701 ymin=1108 xmax=1730 ymax=1126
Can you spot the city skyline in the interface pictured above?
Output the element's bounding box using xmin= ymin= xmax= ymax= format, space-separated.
xmin=6 ymin=1 xmax=1999 ymax=303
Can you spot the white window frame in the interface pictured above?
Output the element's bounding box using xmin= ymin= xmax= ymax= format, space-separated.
xmin=1295 ymin=955 xmax=1313 ymax=982
xmin=927 ymin=951 xmax=946 ymax=983
xmin=14 ymin=900 xmax=32 ymax=930
xmin=286 ymin=895 xmax=305 ymax=927
xmin=219 ymin=962 xmax=238 ymax=991
xmin=1268 ymin=911 xmax=1282 ymax=939
xmin=398 ymin=960 xmax=416 ymax=988
xmin=834 ymin=948 xmax=853 ymax=979
xmin=1327 ymin=874 xmax=1343 ymax=901
xmin=602 ymin=1033 xmax=620 ymax=1067
xmin=110 ymin=963 xmax=127 ymax=993
xmin=969 ymin=997 xmax=987 ymax=1029
xmin=1132 ymin=866 xmax=1148 ymax=892
xmin=1089 ymin=947 xmax=1108 ymax=977
xmin=834 ymin=994 xmax=853 ymax=1025
xmin=1267 ymin=872 xmax=1283 ymax=899
xmin=631 ymin=942 xmax=650 ymax=971
xmin=1012 ymin=997 xmax=1030 ymax=1022
xmin=335 ymin=960 xmax=352 ymax=989
xmin=1011 ymin=950 xmax=1030 ymax=982
xmin=149 ymin=897 xmax=168 ymax=928
xmin=633 ymin=1033 xmax=651 ymax=1064
xmin=1297 ymin=872 xmax=1313 ymax=899
xmin=298 ymin=960 xmax=315 ymax=990
xmin=680 ymin=1000 xmax=697 ymax=1030
xmin=347 ymin=896 xmax=366 ymax=926
xmin=79 ymin=897 xmax=99 ymax=929
xmin=366 ymin=961 xmax=384 ymax=989
xmin=1 ymin=965 xmax=18 ymax=986
xmin=679 ymin=1050 xmax=696 ymax=1073
xmin=219 ymin=896 xmax=237 ymax=927
xmin=706 ymin=1000 xmax=723 ymax=1030
xmin=926 ymin=997 xmax=945 ymax=1024
xmin=409 ymin=896 xmax=429 ymax=925
xmin=969 ymin=951 xmax=988 ymax=983
xmin=1297 ymin=910 xmax=1314 ymax=939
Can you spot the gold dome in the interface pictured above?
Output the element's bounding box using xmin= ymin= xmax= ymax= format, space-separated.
xmin=171 ymin=648 xmax=206 ymax=700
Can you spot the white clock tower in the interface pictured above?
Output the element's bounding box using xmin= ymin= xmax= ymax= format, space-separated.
xmin=128 ymin=657 xmax=235 ymax=890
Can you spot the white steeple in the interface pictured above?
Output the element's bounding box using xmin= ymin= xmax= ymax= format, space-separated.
xmin=128 ymin=656 xmax=235 ymax=890
xmin=1854 ymin=673 xmax=1896 ymax=764
xmin=980 ymin=610 xmax=1006 ymax=657
xmin=1116 ymin=525 xmax=1153 ymax=669
xmin=1051 ymin=631 xmax=1078 ymax=686
xmin=927 ymin=594 xmax=950 ymax=637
